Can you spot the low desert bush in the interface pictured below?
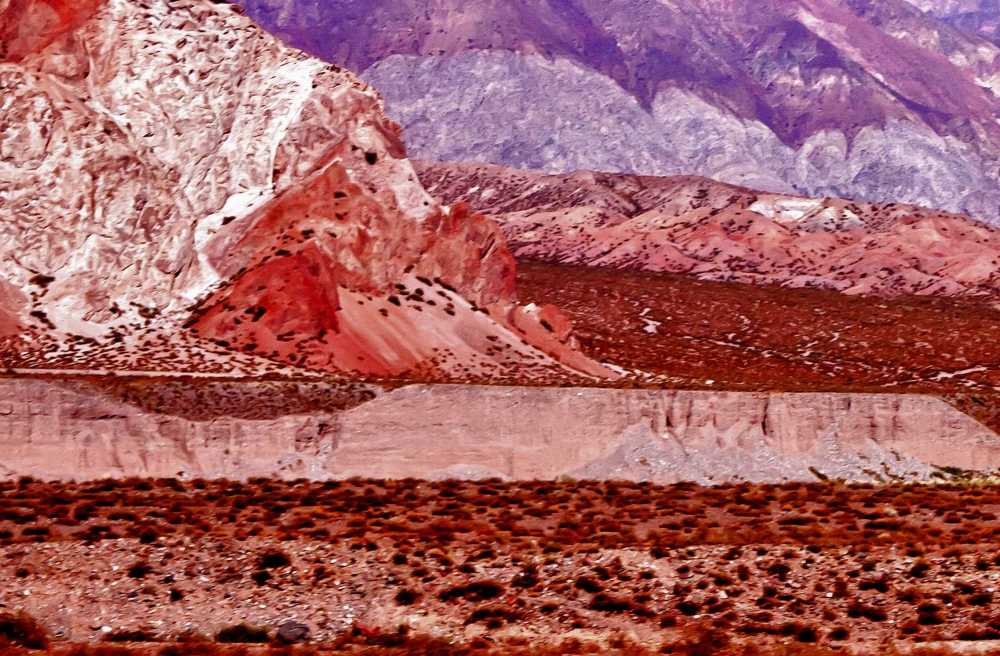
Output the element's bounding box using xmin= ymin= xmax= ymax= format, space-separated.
xmin=0 ymin=611 xmax=49 ymax=650
xmin=214 ymin=623 xmax=270 ymax=643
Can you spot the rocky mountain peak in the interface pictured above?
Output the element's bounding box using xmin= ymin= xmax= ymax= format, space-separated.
xmin=0 ymin=0 xmax=606 ymax=380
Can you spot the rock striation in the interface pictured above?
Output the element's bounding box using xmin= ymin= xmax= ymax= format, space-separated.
xmin=0 ymin=379 xmax=995 ymax=483
xmin=0 ymin=0 xmax=605 ymax=380
xmin=240 ymin=0 xmax=1000 ymax=223
xmin=419 ymin=161 xmax=1000 ymax=298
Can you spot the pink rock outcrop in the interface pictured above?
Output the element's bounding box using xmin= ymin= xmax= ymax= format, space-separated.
xmin=0 ymin=379 xmax=995 ymax=483
xmin=0 ymin=0 xmax=103 ymax=62
xmin=0 ymin=0 xmax=606 ymax=379
xmin=419 ymin=161 xmax=1000 ymax=298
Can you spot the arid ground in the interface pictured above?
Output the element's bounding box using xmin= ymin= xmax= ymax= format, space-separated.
xmin=6 ymin=265 xmax=1000 ymax=653
xmin=515 ymin=262 xmax=1000 ymax=431
xmin=4 ymin=477 xmax=1000 ymax=654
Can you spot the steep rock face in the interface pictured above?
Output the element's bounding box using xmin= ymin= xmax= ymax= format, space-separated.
xmin=0 ymin=379 xmax=995 ymax=483
xmin=241 ymin=0 xmax=1000 ymax=222
xmin=419 ymin=161 xmax=1000 ymax=298
xmin=0 ymin=0 xmax=605 ymax=379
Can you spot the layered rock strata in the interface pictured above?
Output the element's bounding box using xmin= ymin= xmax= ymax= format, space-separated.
xmin=0 ymin=379 xmax=995 ymax=483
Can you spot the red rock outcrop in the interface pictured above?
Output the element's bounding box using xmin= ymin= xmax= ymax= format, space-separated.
xmin=419 ymin=161 xmax=1000 ymax=298
xmin=0 ymin=278 xmax=25 ymax=338
xmin=0 ymin=0 xmax=103 ymax=62
xmin=0 ymin=0 xmax=607 ymax=380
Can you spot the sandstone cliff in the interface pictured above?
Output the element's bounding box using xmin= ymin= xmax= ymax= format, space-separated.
xmin=0 ymin=378 xmax=995 ymax=484
xmin=419 ymin=161 xmax=1000 ymax=298
xmin=0 ymin=0 xmax=606 ymax=380
xmin=240 ymin=0 xmax=1000 ymax=223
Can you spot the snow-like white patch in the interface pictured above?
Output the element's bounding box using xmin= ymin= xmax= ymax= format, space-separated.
xmin=749 ymin=198 xmax=824 ymax=224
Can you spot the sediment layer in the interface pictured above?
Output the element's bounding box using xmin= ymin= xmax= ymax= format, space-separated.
xmin=0 ymin=380 xmax=993 ymax=483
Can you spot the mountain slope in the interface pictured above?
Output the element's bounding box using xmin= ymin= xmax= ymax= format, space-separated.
xmin=0 ymin=0 xmax=606 ymax=380
xmin=905 ymin=0 xmax=1000 ymax=44
xmin=418 ymin=160 xmax=1000 ymax=298
xmin=240 ymin=0 xmax=1000 ymax=222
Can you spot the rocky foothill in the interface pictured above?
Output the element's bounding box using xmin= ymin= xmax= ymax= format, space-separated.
xmin=419 ymin=161 xmax=1000 ymax=299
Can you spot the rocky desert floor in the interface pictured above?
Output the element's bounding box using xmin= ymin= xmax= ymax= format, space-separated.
xmin=515 ymin=262 xmax=1000 ymax=431
xmin=12 ymin=259 xmax=1000 ymax=403
xmin=4 ymin=478 xmax=1000 ymax=654
xmin=5 ymin=265 xmax=1000 ymax=654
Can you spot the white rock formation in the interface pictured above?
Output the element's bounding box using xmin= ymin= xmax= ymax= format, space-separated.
xmin=0 ymin=0 xmax=436 ymax=334
xmin=0 ymin=0 xmax=606 ymax=380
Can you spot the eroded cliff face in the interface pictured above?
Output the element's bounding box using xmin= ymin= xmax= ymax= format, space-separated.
xmin=419 ymin=161 xmax=1000 ymax=298
xmin=0 ymin=0 xmax=605 ymax=380
xmin=240 ymin=0 xmax=1000 ymax=222
xmin=0 ymin=379 xmax=994 ymax=483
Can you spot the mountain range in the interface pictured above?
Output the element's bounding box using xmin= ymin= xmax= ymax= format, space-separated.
xmin=418 ymin=160 xmax=1000 ymax=298
xmin=240 ymin=0 xmax=1000 ymax=223
xmin=910 ymin=0 xmax=1000 ymax=43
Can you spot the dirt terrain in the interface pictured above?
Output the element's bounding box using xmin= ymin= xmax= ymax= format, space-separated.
xmin=514 ymin=262 xmax=1000 ymax=433
xmin=6 ymin=478 xmax=1000 ymax=654
xmin=4 ymin=268 xmax=1000 ymax=653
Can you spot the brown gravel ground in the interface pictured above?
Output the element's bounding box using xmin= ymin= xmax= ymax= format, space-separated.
xmin=514 ymin=262 xmax=1000 ymax=432
xmin=5 ymin=479 xmax=1000 ymax=653
xmin=8 ymin=264 xmax=1000 ymax=653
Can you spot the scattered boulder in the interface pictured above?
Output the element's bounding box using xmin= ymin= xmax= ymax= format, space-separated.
xmin=276 ymin=620 xmax=310 ymax=644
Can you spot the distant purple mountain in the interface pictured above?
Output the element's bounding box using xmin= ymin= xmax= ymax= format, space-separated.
xmin=242 ymin=0 xmax=1000 ymax=223
xmin=906 ymin=1 xmax=1000 ymax=43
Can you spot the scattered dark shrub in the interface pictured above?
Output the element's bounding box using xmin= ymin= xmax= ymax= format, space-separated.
xmin=102 ymin=628 xmax=159 ymax=642
xmin=829 ymin=626 xmax=850 ymax=641
xmin=917 ymin=603 xmax=946 ymax=625
xmin=676 ymin=600 xmax=701 ymax=616
xmin=847 ymin=601 xmax=887 ymax=622
xmin=127 ymin=562 xmax=152 ymax=579
xmin=464 ymin=606 xmax=524 ymax=627
xmin=588 ymin=593 xmax=635 ymax=614
xmin=257 ymin=550 xmax=290 ymax=569
xmin=214 ymin=623 xmax=269 ymax=643
xmin=0 ymin=612 xmax=49 ymax=650
xmin=438 ymin=581 xmax=503 ymax=602
xmin=574 ymin=577 xmax=602 ymax=593
xmin=395 ymin=589 xmax=422 ymax=606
